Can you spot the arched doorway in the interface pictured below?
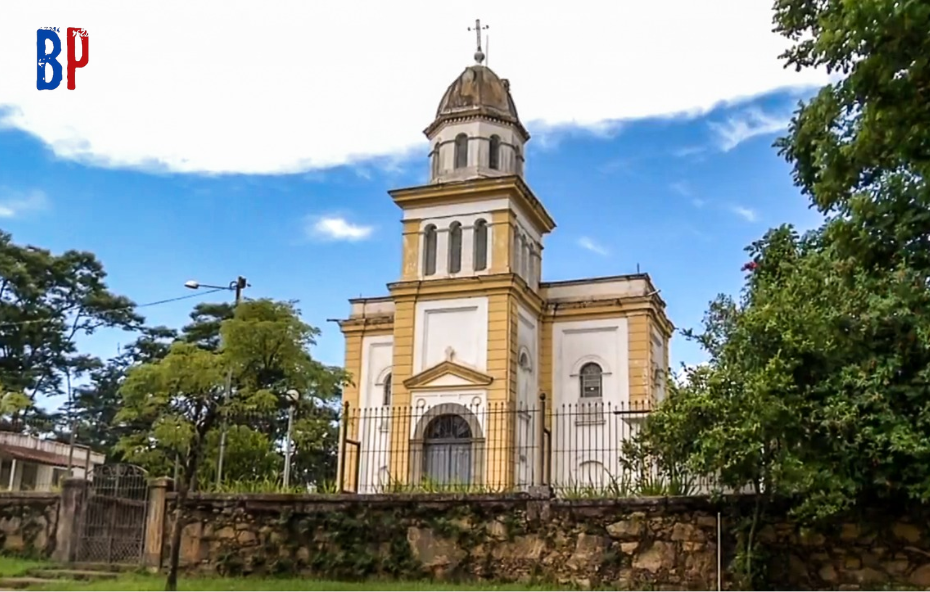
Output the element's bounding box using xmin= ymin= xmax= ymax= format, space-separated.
xmin=422 ymin=414 xmax=473 ymax=486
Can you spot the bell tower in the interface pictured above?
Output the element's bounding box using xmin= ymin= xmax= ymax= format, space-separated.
xmin=425 ymin=21 xmax=529 ymax=186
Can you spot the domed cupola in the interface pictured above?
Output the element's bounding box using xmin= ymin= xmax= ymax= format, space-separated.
xmin=425 ymin=31 xmax=530 ymax=184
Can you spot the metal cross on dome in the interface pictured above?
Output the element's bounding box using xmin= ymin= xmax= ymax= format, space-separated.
xmin=468 ymin=19 xmax=488 ymax=64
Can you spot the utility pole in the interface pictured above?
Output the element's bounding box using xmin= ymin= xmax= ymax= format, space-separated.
xmin=184 ymin=276 xmax=248 ymax=488
xmin=282 ymin=389 xmax=300 ymax=488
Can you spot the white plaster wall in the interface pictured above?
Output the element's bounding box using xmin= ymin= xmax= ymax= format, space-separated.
xmin=542 ymin=278 xmax=650 ymax=302
xmin=414 ymin=297 xmax=489 ymax=373
xmin=349 ymin=298 xmax=395 ymax=318
xmin=515 ymin=305 xmax=539 ymax=489
xmin=358 ymin=334 xmax=394 ymax=494
xmin=551 ymin=317 xmax=632 ymax=489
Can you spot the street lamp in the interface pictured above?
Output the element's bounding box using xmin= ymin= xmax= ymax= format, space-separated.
xmin=184 ymin=276 xmax=248 ymax=304
xmin=184 ymin=276 xmax=250 ymax=488
xmin=283 ymin=389 xmax=300 ymax=489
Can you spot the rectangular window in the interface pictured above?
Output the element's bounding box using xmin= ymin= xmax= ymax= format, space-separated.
xmin=19 ymin=463 xmax=38 ymax=491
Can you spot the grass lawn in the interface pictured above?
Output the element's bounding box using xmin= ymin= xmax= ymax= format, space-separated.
xmin=0 ymin=555 xmax=49 ymax=577
xmin=30 ymin=574 xmax=562 ymax=591
xmin=0 ymin=556 xmax=562 ymax=591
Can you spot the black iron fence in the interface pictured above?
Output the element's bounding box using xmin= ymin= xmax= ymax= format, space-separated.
xmin=337 ymin=398 xmax=720 ymax=497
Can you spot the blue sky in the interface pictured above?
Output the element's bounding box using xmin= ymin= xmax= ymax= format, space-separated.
xmin=0 ymin=85 xmax=825 ymax=411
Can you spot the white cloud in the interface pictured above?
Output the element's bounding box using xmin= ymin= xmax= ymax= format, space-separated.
xmin=578 ymin=237 xmax=608 ymax=256
xmin=0 ymin=1 xmax=829 ymax=176
xmin=692 ymin=198 xmax=706 ymax=208
xmin=670 ymin=181 xmax=692 ymax=197
xmin=305 ymin=215 xmax=373 ymax=242
xmin=709 ymin=107 xmax=791 ymax=152
xmin=671 ymin=145 xmax=707 ymax=158
xmin=730 ymin=205 xmax=758 ymax=222
xmin=0 ymin=188 xmax=48 ymax=218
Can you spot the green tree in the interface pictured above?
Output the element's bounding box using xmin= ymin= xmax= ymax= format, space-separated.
xmin=0 ymin=381 xmax=33 ymax=430
xmin=63 ymin=327 xmax=177 ymax=457
xmin=631 ymin=1 xmax=930 ymax=584
xmin=180 ymin=302 xmax=234 ymax=351
xmin=218 ymin=299 xmax=348 ymax=488
xmin=0 ymin=230 xmax=142 ymax=408
xmin=117 ymin=342 xmax=243 ymax=591
xmin=197 ymin=425 xmax=283 ymax=488
xmin=115 ymin=299 xmax=347 ymax=590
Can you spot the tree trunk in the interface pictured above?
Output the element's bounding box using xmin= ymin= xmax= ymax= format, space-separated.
xmin=165 ymin=451 xmax=201 ymax=591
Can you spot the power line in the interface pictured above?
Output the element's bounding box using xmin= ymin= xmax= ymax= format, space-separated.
xmin=0 ymin=287 xmax=227 ymax=329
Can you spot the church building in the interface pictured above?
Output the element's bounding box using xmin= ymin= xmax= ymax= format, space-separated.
xmin=337 ymin=37 xmax=673 ymax=494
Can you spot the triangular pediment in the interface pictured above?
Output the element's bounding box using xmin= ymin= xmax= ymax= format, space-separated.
xmin=403 ymin=360 xmax=494 ymax=390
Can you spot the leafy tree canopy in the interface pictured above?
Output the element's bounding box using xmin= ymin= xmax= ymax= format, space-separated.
xmin=637 ymin=0 xmax=930 ymax=523
xmin=0 ymin=230 xmax=142 ymax=403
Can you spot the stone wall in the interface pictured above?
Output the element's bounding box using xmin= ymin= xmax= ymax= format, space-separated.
xmin=167 ymin=494 xmax=719 ymax=589
xmin=164 ymin=492 xmax=930 ymax=590
xmin=0 ymin=492 xmax=59 ymax=557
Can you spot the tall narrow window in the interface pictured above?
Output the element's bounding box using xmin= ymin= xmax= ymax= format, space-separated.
xmin=513 ymin=232 xmax=522 ymax=274
xmin=580 ymin=363 xmax=603 ymax=398
xmin=383 ymin=373 xmax=392 ymax=406
xmin=473 ymin=219 xmax=488 ymax=271
xmin=526 ymin=249 xmax=535 ymax=285
xmin=423 ymin=225 xmax=438 ymax=276
xmin=448 ymin=221 xmax=463 ymax=274
xmin=514 ymin=145 xmax=523 ymax=176
xmin=454 ymin=134 xmax=468 ymax=169
xmin=431 ymin=142 xmax=441 ymax=178
xmin=489 ymin=135 xmax=501 ymax=170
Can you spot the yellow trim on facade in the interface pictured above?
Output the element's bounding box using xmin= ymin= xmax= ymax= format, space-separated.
xmin=388 ymin=176 xmax=556 ymax=234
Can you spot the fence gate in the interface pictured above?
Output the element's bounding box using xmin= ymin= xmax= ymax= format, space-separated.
xmin=74 ymin=464 xmax=149 ymax=564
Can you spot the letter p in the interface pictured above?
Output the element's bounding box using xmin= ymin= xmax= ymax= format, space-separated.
xmin=36 ymin=28 xmax=62 ymax=90
xmin=67 ymin=28 xmax=89 ymax=90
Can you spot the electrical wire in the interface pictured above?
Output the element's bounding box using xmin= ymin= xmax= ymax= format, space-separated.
xmin=0 ymin=287 xmax=227 ymax=329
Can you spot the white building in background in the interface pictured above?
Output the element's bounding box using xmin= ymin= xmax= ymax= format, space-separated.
xmin=0 ymin=432 xmax=105 ymax=492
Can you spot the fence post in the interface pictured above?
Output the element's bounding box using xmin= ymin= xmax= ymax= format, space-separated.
xmin=535 ymin=393 xmax=546 ymax=487
xmin=143 ymin=477 xmax=172 ymax=569
xmin=336 ymin=401 xmax=350 ymax=494
xmin=52 ymin=477 xmax=87 ymax=563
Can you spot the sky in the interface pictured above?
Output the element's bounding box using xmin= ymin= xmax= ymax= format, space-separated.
xmin=0 ymin=0 xmax=830 ymax=409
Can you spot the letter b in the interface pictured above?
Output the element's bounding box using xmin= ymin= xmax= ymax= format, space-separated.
xmin=36 ymin=29 xmax=63 ymax=90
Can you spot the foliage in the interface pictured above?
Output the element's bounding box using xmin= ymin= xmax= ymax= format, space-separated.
xmin=211 ymin=476 xmax=308 ymax=495
xmin=0 ymin=381 xmax=33 ymax=429
xmin=634 ymin=0 xmax=930 ymax=518
xmin=0 ymin=230 xmax=142 ymax=405
xmin=197 ymin=426 xmax=284 ymax=489
xmin=219 ymin=299 xmax=348 ymax=488
xmin=63 ymin=327 xmax=177 ymax=457
xmin=114 ymin=299 xmax=348 ymax=590
xmin=181 ymin=302 xmax=234 ymax=352
xmin=629 ymin=0 xmax=930 ymax=586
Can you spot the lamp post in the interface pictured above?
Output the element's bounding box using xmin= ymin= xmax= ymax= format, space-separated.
xmin=283 ymin=389 xmax=300 ymax=489
xmin=184 ymin=276 xmax=249 ymax=488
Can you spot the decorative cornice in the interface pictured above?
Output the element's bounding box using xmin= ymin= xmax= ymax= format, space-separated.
xmin=423 ymin=111 xmax=531 ymax=143
xmin=388 ymin=176 xmax=555 ymax=235
xmin=403 ymin=360 xmax=494 ymax=390
xmin=338 ymin=315 xmax=394 ymax=334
